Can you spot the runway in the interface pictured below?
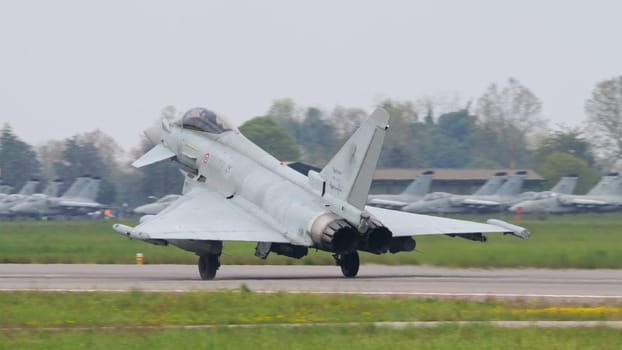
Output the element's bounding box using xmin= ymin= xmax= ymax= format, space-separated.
xmin=1 ymin=264 xmax=621 ymax=302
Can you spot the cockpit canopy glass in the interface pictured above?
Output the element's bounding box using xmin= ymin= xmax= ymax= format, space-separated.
xmin=181 ymin=107 xmax=237 ymax=134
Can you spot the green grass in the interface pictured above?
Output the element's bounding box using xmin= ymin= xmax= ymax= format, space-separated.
xmin=2 ymin=291 xmax=622 ymax=328
xmin=1 ymin=291 xmax=622 ymax=349
xmin=2 ymin=326 xmax=621 ymax=350
xmin=0 ymin=214 xmax=621 ymax=268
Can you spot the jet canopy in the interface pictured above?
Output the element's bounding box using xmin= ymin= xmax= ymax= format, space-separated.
xmin=181 ymin=108 xmax=237 ymax=134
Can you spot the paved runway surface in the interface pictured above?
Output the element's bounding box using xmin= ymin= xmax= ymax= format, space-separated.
xmin=1 ymin=264 xmax=621 ymax=302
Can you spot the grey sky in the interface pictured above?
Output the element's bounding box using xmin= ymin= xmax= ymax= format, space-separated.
xmin=1 ymin=0 xmax=621 ymax=152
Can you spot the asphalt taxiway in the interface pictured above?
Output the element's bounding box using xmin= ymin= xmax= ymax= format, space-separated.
xmin=1 ymin=264 xmax=621 ymax=302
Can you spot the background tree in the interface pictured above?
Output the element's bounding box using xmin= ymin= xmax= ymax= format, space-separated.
xmin=475 ymin=78 xmax=546 ymax=168
xmin=534 ymin=152 xmax=600 ymax=194
xmin=0 ymin=124 xmax=42 ymax=190
xmin=239 ymin=116 xmax=300 ymax=161
xmin=533 ymin=128 xmax=599 ymax=193
xmin=585 ymin=75 xmax=622 ymax=170
xmin=53 ymin=136 xmax=116 ymax=204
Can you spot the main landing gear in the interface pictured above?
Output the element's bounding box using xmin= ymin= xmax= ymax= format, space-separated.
xmin=198 ymin=254 xmax=221 ymax=280
xmin=334 ymin=251 xmax=360 ymax=278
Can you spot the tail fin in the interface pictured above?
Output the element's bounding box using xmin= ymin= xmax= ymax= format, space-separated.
xmin=495 ymin=171 xmax=527 ymax=197
xmin=43 ymin=180 xmax=64 ymax=197
xmin=319 ymin=108 xmax=390 ymax=209
xmin=401 ymin=171 xmax=434 ymax=196
xmin=550 ymin=175 xmax=578 ymax=194
xmin=76 ymin=178 xmax=101 ymax=200
xmin=18 ymin=180 xmax=40 ymax=195
xmin=587 ymin=173 xmax=620 ymax=196
xmin=472 ymin=172 xmax=507 ymax=196
xmin=62 ymin=177 xmax=90 ymax=198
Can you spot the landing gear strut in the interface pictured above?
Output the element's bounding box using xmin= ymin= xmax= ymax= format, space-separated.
xmin=334 ymin=251 xmax=360 ymax=278
xmin=198 ymin=254 xmax=220 ymax=280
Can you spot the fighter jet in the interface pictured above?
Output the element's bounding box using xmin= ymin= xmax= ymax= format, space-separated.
xmin=114 ymin=107 xmax=529 ymax=280
xmin=513 ymin=175 xmax=578 ymax=204
xmin=133 ymin=194 xmax=182 ymax=215
xmin=402 ymin=172 xmax=527 ymax=214
xmin=10 ymin=177 xmax=103 ymax=217
xmin=366 ymin=171 xmax=434 ymax=209
xmin=510 ymin=173 xmax=622 ymax=214
xmin=0 ymin=179 xmax=40 ymax=216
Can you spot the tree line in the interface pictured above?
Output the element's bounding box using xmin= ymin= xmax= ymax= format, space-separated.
xmin=1 ymin=76 xmax=621 ymax=207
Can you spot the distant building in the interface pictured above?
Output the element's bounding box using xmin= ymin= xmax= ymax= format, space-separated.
xmin=371 ymin=168 xmax=544 ymax=195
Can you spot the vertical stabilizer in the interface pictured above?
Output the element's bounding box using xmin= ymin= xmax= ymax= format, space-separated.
xmin=62 ymin=177 xmax=90 ymax=198
xmin=401 ymin=171 xmax=434 ymax=197
xmin=319 ymin=108 xmax=390 ymax=209
xmin=472 ymin=172 xmax=507 ymax=196
xmin=18 ymin=180 xmax=39 ymax=195
xmin=550 ymin=175 xmax=578 ymax=194
xmin=43 ymin=180 xmax=64 ymax=197
xmin=587 ymin=173 xmax=620 ymax=196
xmin=77 ymin=178 xmax=101 ymax=200
xmin=495 ymin=171 xmax=527 ymax=197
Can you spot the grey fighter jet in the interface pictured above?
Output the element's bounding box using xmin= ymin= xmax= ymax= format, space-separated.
xmin=367 ymin=171 xmax=434 ymax=209
xmin=0 ymin=180 xmax=40 ymax=216
xmin=402 ymin=172 xmax=527 ymax=214
xmin=510 ymin=173 xmax=622 ymax=214
xmin=513 ymin=175 xmax=578 ymax=204
xmin=133 ymin=194 xmax=182 ymax=215
xmin=10 ymin=177 xmax=103 ymax=217
xmin=114 ymin=107 xmax=529 ymax=280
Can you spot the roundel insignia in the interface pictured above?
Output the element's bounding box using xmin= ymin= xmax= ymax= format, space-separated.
xmin=203 ymin=152 xmax=211 ymax=164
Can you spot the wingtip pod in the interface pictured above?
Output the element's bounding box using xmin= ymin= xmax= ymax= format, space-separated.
xmin=113 ymin=223 xmax=133 ymax=236
xmin=486 ymin=219 xmax=531 ymax=239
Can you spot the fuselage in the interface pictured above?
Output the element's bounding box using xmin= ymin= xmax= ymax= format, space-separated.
xmin=160 ymin=125 xmax=362 ymax=247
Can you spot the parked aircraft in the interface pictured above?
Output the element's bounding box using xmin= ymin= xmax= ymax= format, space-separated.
xmin=513 ymin=175 xmax=578 ymax=203
xmin=0 ymin=180 xmax=40 ymax=216
xmin=510 ymin=173 xmax=622 ymax=214
xmin=133 ymin=194 xmax=182 ymax=215
xmin=366 ymin=171 xmax=434 ymax=209
xmin=402 ymin=172 xmax=527 ymax=214
xmin=10 ymin=177 xmax=103 ymax=217
xmin=114 ymin=107 xmax=529 ymax=280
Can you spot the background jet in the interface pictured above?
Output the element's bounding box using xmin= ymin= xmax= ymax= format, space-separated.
xmin=513 ymin=175 xmax=578 ymax=204
xmin=367 ymin=171 xmax=434 ymax=209
xmin=402 ymin=172 xmax=524 ymax=214
xmin=510 ymin=173 xmax=622 ymax=214
xmin=0 ymin=179 xmax=39 ymax=216
xmin=10 ymin=177 xmax=103 ymax=217
xmin=7 ymin=179 xmax=64 ymax=217
xmin=133 ymin=194 xmax=182 ymax=215
xmin=114 ymin=107 xmax=529 ymax=280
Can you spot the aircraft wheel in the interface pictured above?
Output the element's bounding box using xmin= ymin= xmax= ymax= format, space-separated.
xmin=198 ymin=254 xmax=220 ymax=280
xmin=337 ymin=251 xmax=359 ymax=278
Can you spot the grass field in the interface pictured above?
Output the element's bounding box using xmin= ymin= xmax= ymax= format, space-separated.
xmin=1 ymin=291 xmax=622 ymax=349
xmin=0 ymin=214 xmax=621 ymax=268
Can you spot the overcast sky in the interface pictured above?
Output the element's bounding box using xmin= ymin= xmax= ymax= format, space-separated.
xmin=1 ymin=0 xmax=621 ymax=152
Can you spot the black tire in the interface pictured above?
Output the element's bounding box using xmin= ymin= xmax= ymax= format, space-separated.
xmin=339 ymin=251 xmax=360 ymax=278
xmin=198 ymin=254 xmax=220 ymax=280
